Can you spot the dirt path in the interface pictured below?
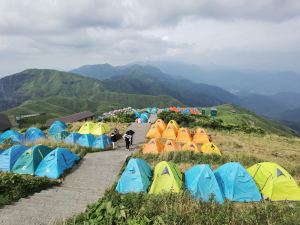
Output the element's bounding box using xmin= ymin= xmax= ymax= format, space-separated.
xmin=0 ymin=122 xmax=151 ymax=225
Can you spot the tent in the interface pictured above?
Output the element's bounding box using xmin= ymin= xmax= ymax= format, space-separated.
xmin=162 ymin=124 xmax=178 ymax=140
xmin=64 ymin=133 xmax=82 ymax=145
xmin=201 ymin=143 xmax=221 ymax=155
xmin=76 ymin=134 xmax=96 ymax=147
xmin=146 ymin=124 xmax=162 ymax=139
xmin=182 ymin=142 xmax=199 ymax=152
xmin=185 ymin=165 xmax=224 ymax=203
xmin=0 ymin=130 xmax=24 ymax=144
xmin=50 ymin=131 xmax=70 ymax=142
xmin=142 ymin=138 xmax=164 ymax=154
xmin=48 ymin=120 xmax=67 ymax=136
xmin=193 ymin=128 xmax=210 ymax=144
xmin=0 ymin=145 xmax=29 ymax=172
xmin=78 ymin=122 xmax=95 ymax=135
xmin=146 ymin=107 xmax=152 ymax=113
xmin=25 ymin=127 xmax=46 ymax=143
xmin=155 ymin=119 xmax=166 ymax=131
xmin=12 ymin=145 xmax=53 ymax=175
xmin=140 ymin=112 xmax=150 ymax=123
xmin=35 ymin=148 xmax=80 ymax=179
xmin=151 ymin=107 xmax=158 ymax=114
xmin=116 ymin=158 xmax=152 ymax=193
xmin=149 ymin=161 xmax=183 ymax=194
xmin=134 ymin=111 xmax=141 ymax=118
xmin=248 ymin=162 xmax=300 ymax=201
xmin=92 ymin=122 xmax=110 ymax=136
xmin=93 ymin=134 xmax=112 ymax=149
xmin=214 ymin=162 xmax=262 ymax=202
xmin=167 ymin=120 xmax=179 ymax=131
xmin=176 ymin=128 xmax=192 ymax=143
xmin=163 ymin=140 xmax=180 ymax=152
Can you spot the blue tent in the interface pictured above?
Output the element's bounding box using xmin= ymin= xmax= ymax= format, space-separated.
xmin=50 ymin=131 xmax=70 ymax=142
xmin=140 ymin=112 xmax=149 ymax=123
xmin=76 ymin=134 xmax=96 ymax=147
xmin=185 ymin=165 xmax=224 ymax=203
xmin=146 ymin=107 xmax=152 ymax=113
xmin=214 ymin=162 xmax=262 ymax=202
xmin=116 ymin=158 xmax=152 ymax=193
xmin=151 ymin=107 xmax=158 ymax=114
xmin=0 ymin=130 xmax=24 ymax=144
xmin=25 ymin=127 xmax=46 ymax=143
xmin=35 ymin=148 xmax=80 ymax=179
xmin=64 ymin=133 xmax=82 ymax=145
xmin=48 ymin=121 xmax=67 ymax=136
xmin=0 ymin=145 xmax=29 ymax=172
xmin=93 ymin=134 xmax=112 ymax=149
xmin=134 ymin=111 xmax=141 ymax=118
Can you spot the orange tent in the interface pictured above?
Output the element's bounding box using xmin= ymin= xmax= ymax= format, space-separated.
xmin=176 ymin=127 xmax=192 ymax=143
xmin=146 ymin=124 xmax=162 ymax=139
xmin=167 ymin=120 xmax=179 ymax=131
xmin=193 ymin=128 xmax=210 ymax=144
xmin=143 ymin=138 xmax=164 ymax=154
xmin=182 ymin=142 xmax=200 ymax=152
xmin=163 ymin=139 xmax=180 ymax=152
xmin=201 ymin=142 xmax=221 ymax=155
xmin=162 ymin=124 xmax=178 ymax=140
xmin=155 ymin=119 xmax=166 ymax=131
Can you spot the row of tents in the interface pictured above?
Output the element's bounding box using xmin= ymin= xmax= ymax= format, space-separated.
xmin=0 ymin=144 xmax=79 ymax=179
xmin=65 ymin=133 xmax=112 ymax=149
xmin=116 ymin=159 xmax=300 ymax=202
xmin=0 ymin=127 xmax=46 ymax=145
xmin=166 ymin=107 xmax=200 ymax=115
xmin=134 ymin=111 xmax=150 ymax=123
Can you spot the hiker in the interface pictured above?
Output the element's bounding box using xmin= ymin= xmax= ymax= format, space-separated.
xmin=126 ymin=130 xmax=135 ymax=146
xmin=123 ymin=133 xmax=131 ymax=151
xmin=110 ymin=132 xmax=117 ymax=149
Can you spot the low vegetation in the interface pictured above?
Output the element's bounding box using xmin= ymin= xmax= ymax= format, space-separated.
xmin=0 ymin=172 xmax=59 ymax=207
xmin=103 ymin=113 xmax=136 ymax=123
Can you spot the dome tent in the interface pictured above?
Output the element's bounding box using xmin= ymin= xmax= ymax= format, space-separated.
xmin=0 ymin=145 xmax=29 ymax=172
xmin=93 ymin=134 xmax=112 ymax=149
xmin=214 ymin=162 xmax=262 ymax=202
xmin=182 ymin=142 xmax=199 ymax=152
xmin=142 ymin=138 xmax=164 ymax=154
xmin=50 ymin=131 xmax=70 ymax=142
xmin=155 ymin=119 xmax=166 ymax=131
xmin=193 ymin=128 xmax=210 ymax=144
xmin=201 ymin=143 xmax=221 ymax=155
xmin=176 ymin=127 xmax=192 ymax=143
xmin=146 ymin=124 xmax=162 ymax=139
xmin=25 ymin=127 xmax=46 ymax=143
xmin=0 ymin=130 xmax=24 ymax=144
xmin=163 ymin=139 xmax=180 ymax=152
xmin=48 ymin=120 xmax=67 ymax=136
xmin=185 ymin=164 xmax=224 ymax=203
xmin=64 ymin=133 xmax=82 ymax=145
xmin=248 ymin=162 xmax=300 ymax=201
xmin=116 ymin=158 xmax=152 ymax=193
xmin=12 ymin=145 xmax=53 ymax=175
xmin=78 ymin=122 xmax=95 ymax=135
xmin=76 ymin=134 xmax=96 ymax=147
xmin=92 ymin=122 xmax=110 ymax=136
xmin=35 ymin=148 xmax=80 ymax=179
xmin=162 ymin=124 xmax=178 ymax=140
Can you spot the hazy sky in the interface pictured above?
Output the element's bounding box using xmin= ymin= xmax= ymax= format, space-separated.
xmin=0 ymin=0 xmax=300 ymax=76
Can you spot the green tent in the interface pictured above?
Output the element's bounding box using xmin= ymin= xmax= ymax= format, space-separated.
xmin=12 ymin=145 xmax=53 ymax=175
xmin=149 ymin=161 xmax=183 ymax=194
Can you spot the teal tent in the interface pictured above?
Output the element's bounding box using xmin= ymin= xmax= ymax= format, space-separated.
xmin=185 ymin=164 xmax=224 ymax=203
xmin=64 ymin=133 xmax=82 ymax=145
xmin=12 ymin=145 xmax=53 ymax=175
xmin=0 ymin=130 xmax=24 ymax=144
xmin=214 ymin=162 xmax=261 ymax=202
xmin=48 ymin=121 xmax=67 ymax=136
xmin=25 ymin=127 xmax=46 ymax=143
xmin=0 ymin=145 xmax=29 ymax=172
xmin=50 ymin=131 xmax=70 ymax=142
xmin=140 ymin=112 xmax=149 ymax=123
xmin=93 ymin=134 xmax=112 ymax=149
xmin=116 ymin=158 xmax=152 ymax=193
xmin=76 ymin=134 xmax=95 ymax=147
xmin=35 ymin=148 xmax=80 ymax=179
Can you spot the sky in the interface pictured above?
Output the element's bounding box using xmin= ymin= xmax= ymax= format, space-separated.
xmin=0 ymin=0 xmax=300 ymax=76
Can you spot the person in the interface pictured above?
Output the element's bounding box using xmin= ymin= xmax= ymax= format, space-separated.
xmin=126 ymin=130 xmax=135 ymax=146
xmin=123 ymin=133 xmax=131 ymax=151
xmin=110 ymin=132 xmax=117 ymax=149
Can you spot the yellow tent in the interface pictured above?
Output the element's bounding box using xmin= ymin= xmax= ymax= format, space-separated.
xmin=146 ymin=124 xmax=162 ymax=139
xmin=155 ymin=119 xmax=166 ymax=131
xmin=167 ymin=120 xmax=179 ymax=131
xmin=162 ymin=124 xmax=178 ymax=140
xmin=182 ymin=142 xmax=199 ymax=152
xmin=201 ymin=142 xmax=221 ymax=155
xmin=193 ymin=128 xmax=210 ymax=144
xmin=143 ymin=138 xmax=164 ymax=154
xmin=176 ymin=127 xmax=192 ymax=143
xmin=92 ymin=122 xmax=110 ymax=136
xmin=248 ymin=162 xmax=300 ymax=201
xmin=163 ymin=139 xmax=180 ymax=152
xmin=78 ymin=122 xmax=95 ymax=135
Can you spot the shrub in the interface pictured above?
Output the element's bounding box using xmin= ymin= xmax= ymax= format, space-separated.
xmin=104 ymin=113 xmax=136 ymax=123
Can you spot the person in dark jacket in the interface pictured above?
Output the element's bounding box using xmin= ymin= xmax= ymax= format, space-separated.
xmin=126 ymin=130 xmax=135 ymax=146
xmin=123 ymin=133 xmax=131 ymax=151
xmin=110 ymin=132 xmax=117 ymax=149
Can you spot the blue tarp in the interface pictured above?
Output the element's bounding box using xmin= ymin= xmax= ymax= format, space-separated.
xmin=64 ymin=133 xmax=82 ymax=145
xmin=116 ymin=158 xmax=152 ymax=193
xmin=214 ymin=162 xmax=262 ymax=202
xmin=185 ymin=164 xmax=224 ymax=203
xmin=93 ymin=134 xmax=112 ymax=149
xmin=0 ymin=130 xmax=24 ymax=144
xmin=25 ymin=127 xmax=46 ymax=143
xmin=35 ymin=148 xmax=80 ymax=179
xmin=76 ymin=134 xmax=96 ymax=147
xmin=48 ymin=121 xmax=67 ymax=136
xmin=0 ymin=145 xmax=29 ymax=172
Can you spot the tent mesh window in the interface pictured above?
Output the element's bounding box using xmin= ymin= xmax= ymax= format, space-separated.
xmin=276 ymin=168 xmax=284 ymax=177
xmin=162 ymin=167 xmax=169 ymax=175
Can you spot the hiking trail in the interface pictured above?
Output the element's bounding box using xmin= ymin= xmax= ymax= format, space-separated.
xmin=0 ymin=119 xmax=153 ymax=225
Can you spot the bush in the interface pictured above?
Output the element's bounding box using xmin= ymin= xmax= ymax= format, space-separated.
xmin=104 ymin=113 xmax=136 ymax=123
